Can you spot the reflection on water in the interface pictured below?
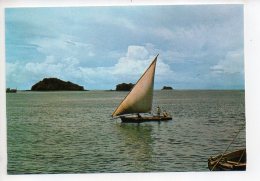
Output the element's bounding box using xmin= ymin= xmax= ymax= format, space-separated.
xmin=7 ymin=90 xmax=246 ymax=173
xmin=115 ymin=123 xmax=154 ymax=171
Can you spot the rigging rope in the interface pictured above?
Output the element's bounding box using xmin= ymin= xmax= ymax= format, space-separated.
xmin=236 ymin=149 xmax=246 ymax=166
xmin=210 ymin=125 xmax=245 ymax=171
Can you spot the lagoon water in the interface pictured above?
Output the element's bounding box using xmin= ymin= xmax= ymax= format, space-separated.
xmin=7 ymin=90 xmax=246 ymax=174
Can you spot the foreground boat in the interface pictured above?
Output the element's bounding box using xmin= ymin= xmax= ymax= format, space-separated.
xmin=120 ymin=115 xmax=172 ymax=123
xmin=208 ymin=148 xmax=246 ymax=171
xmin=112 ymin=54 xmax=172 ymax=123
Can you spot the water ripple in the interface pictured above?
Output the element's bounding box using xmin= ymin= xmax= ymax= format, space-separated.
xmin=7 ymin=90 xmax=245 ymax=173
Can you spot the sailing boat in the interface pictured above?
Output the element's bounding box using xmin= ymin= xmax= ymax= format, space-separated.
xmin=208 ymin=148 xmax=246 ymax=171
xmin=208 ymin=126 xmax=246 ymax=171
xmin=112 ymin=54 xmax=172 ymax=123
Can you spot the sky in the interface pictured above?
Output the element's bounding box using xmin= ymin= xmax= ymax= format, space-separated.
xmin=5 ymin=5 xmax=244 ymax=90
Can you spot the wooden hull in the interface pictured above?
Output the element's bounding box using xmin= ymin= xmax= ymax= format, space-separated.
xmin=120 ymin=115 xmax=172 ymax=123
xmin=208 ymin=148 xmax=246 ymax=171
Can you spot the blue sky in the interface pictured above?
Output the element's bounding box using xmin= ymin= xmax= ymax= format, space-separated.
xmin=5 ymin=5 xmax=244 ymax=90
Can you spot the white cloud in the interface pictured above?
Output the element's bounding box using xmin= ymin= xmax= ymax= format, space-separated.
xmin=6 ymin=61 xmax=36 ymax=88
xmin=6 ymin=6 xmax=243 ymax=90
xmin=30 ymin=34 xmax=95 ymax=61
xmin=211 ymin=50 xmax=244 ymax=74
xmin=126 ymin=46 xmax=149 ymax=59
xmin=12 ymin=45 xmax=174 ymax=89
xmin=112 ymin=45 xmax=174 ymax=79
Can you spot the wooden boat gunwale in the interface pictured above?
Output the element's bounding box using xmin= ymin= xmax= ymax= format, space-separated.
xmin=208 ymin=148 xmax=246 ymax=171
xmin=120 ymin=114 xmax=172 ymax=123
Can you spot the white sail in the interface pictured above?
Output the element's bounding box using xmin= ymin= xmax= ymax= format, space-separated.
xmin=112 ymin=55 xmax=158 ymax=117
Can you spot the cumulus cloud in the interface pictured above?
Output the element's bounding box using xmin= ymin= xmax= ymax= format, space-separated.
xmin=11 ymin=45 xmax=174 ymax=89
xmin=111 ymin=46 xmax=174 ymax=80
xmin=79 ymin=45 xmax=174 ymax=87
xmin=6 ymin=6 xmax=244 ymax=90
xmin=211 ymin=50 xmax=244 ymax=75
xmin=30 ymin=34 xmax=95 ymax=61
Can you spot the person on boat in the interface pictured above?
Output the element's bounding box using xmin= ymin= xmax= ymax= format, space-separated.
xmin=163 ymin=110 xmax=168 ymax=117
xmin=137 ymin=113 xmax=142 ymax=118
xmin=157 ymin=106 xmax=161 ymax=116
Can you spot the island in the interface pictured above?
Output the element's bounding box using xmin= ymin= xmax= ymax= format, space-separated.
xmin=162 ymin=86 xmax=173 ymax=90
xmin=115 ymin=83 xmax=135 ymax=91
xmin=31 ymin=78 xmax=84 ymax=91
xmin=6 ymin=88 xmax=17 ymax=93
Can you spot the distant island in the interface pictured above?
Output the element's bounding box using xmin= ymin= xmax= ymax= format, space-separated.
xmin=31 ymin=78 xmax=84 ymax=91
xmin=6 ymin=88 xmax=17 ymax=93
xmin=162 ymin=86 xmax=173 ymax=90
xmin=116 ymin=83 xmax=135 ymax=91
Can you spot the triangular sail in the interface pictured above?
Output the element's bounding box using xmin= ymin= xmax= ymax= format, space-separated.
xmin=112 ymin=55 xmax=158 ymax=117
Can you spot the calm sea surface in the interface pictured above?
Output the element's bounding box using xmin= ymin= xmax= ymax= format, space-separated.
xmin=7 ymin=90 xmax=246 ymax=174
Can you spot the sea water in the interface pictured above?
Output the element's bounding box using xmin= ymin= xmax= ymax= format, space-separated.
xmin=6 ymin=90 xmax=246 ymax=174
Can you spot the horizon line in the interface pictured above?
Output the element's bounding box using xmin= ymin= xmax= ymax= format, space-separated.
xmin=13 ymin=88 xmax=245 ymax=91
